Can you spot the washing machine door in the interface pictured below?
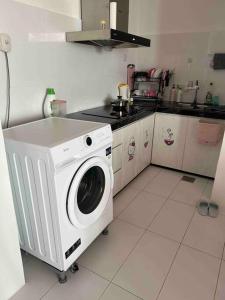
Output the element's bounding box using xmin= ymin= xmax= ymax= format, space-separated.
xmin=67 ymin=156 xmax=113 ymax=228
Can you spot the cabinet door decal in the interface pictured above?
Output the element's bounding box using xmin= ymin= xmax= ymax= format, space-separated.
xmin=164 ymin=128 xmax=174 ymax=146
xmin=128 ymin=137 xmax=136 ymax=161
xmin=144 ymin=129 xmax=150 ymax=148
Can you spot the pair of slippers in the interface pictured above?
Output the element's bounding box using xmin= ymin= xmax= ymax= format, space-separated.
xmin=197 ymin=201 xmax=219 ymax=218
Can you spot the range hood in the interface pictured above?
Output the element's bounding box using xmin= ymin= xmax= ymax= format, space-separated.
xmin=66 ymin=0 xmax=150 ymax=49
xmin=66 ymin=29 xmax=150 ymax=48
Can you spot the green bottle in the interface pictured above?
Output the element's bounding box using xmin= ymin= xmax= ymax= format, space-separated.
xmin=43 ymin=88 xmax=56 ymax=117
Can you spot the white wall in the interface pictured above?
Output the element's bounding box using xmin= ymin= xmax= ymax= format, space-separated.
xmin=131 ymin=0 xmax=225 ymax=103
xmin=14 ymin=0 xmax=81 ymax=18
xmin=130 ymin=0 xmax=225 ymax=36
xmin=0 ymin=123 xmax=25 ymax=300
xmin=0 ymin=0 xmax=133 ymax=126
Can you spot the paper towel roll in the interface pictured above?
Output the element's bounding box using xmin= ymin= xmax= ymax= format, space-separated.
xmin=110 ymin=2 xmax=117 ymax=30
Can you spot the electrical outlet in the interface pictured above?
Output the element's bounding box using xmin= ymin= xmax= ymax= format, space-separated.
xmin=0 ymin=33 xmax=11 ymax=52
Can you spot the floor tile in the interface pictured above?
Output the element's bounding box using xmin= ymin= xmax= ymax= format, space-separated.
xmin=113 ymin=231 xmax=179 ymax=300
xmin=158 ymin=245 xmax=220 ymax=300
xmin=113 ymin=186 xmax=140 ymax=218
xmin=129 ymin=166 xmax=161 ymax=190
xmin=144 ymin=170 xmax=182 ymax=198
xmin=11 ymin=257 xmax=57 ymax=300
xmin=215 ymin=260 xmax=225 ymax=300
xmin=149 ymin=200 xmax=195 ymax=242
xmin=119 ymin=191 xmax=166 ymax=228
xmin=42 ymin=266 xmax=109 ymax=300
xmin=77 ymin=219 xmax=144 ymax=280
xmin=169 ymin=177 xmax=208 ymax=206
xmin=100 ymin=284 xmax=141 ymax=300
xmin=183 ymin=212 xmax=225 ymax=258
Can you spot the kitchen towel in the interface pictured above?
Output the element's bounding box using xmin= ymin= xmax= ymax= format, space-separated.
xmin=198 ymin=120 xmax=224 ymax=146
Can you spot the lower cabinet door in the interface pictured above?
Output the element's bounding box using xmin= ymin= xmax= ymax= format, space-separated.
xmin=182 ymin=117 xmax=224 ymax=178
xmin=122 ymin=121 xmax=140 ymax=187
xmin=138 ymin=114 xmax=154 ymax=174
xmin=152 ymin=113 xmax=188 ymax=169
xmin=112 ymin=129 xmax=123 ymax=196
xmin=113 ymin=170 xmax=123 ymax=196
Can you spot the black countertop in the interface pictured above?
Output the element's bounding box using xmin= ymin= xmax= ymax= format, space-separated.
xmin=67 ymin=105 xmax=154 ymax=130
xmin=66 ymin=101 xmax=225 ymax=131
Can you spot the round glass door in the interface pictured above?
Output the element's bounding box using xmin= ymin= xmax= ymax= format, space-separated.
xmin=77 ymin=166 xmax=105 ymax=214
xmin=67 ymin=157 xmax=113 ymax=228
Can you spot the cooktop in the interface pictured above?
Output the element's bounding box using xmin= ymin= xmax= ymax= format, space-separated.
xmin=82 ymin=105 xmax=144 ymax=120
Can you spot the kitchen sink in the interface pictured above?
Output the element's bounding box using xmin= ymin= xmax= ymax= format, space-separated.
xmin=176 ymin=108 xmax=204 ymax=116
xmin=176 ymin=102 xmax=207 ymax=109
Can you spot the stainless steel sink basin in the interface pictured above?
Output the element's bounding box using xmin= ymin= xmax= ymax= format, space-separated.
xmin=176 ymin=102 xmax=207 ymax=109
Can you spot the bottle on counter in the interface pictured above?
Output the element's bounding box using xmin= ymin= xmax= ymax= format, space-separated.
xmin=212 ymin=95 xmax=220 ymax=106
xmin=205 ymin=82 xmax=214 ymax=105
xmin=169 ymin=84 xmax=177 ymax=102
xmin=176 ymin=85 xmax=183 ymax=103
xmin=127 ymin=64 xmax=135 ymax=92
xmin=43 ymin=88 xmax=56 ymax=118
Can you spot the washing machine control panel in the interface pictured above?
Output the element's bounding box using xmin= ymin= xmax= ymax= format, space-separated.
xmin=51 ymin=125 xmax=112 ymax=168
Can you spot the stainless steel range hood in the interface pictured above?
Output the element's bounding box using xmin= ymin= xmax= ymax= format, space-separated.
xmin=66 ymin=29 xmax=150 ymax=48
xmin=66 ymin=0 xmax=150 ymax=49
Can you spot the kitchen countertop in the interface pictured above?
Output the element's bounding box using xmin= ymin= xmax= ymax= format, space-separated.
xmin=67 ymin=105 xmax=154 ymax=130
xmin=66 ymin=101 xmax=225 ymax=131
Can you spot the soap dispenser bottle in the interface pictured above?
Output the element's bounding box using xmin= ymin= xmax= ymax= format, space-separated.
xmin=169 ymin=84 xmax=177 ymax=102
xmin=43 ymin=88 xmax=56 ymax=118
xmin=205 ymin=82 xmax=214 ymax=105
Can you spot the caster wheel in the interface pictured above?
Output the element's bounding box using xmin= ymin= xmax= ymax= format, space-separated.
xmin=70 ymin=263 xmax=79 ymax=273
xmin=58 ymin=274 xmax=67 ymax=284
xmin=102 ymin=228 xmax=109 ymax=236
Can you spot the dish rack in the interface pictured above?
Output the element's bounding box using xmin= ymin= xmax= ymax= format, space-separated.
xmin=132 ymin=72 xmax=162 ymax=100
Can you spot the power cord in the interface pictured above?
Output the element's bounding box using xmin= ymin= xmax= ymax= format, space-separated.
xmin=4 ymin=52 xmax=10 ymax=128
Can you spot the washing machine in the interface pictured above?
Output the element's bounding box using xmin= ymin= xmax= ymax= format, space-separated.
xmin=4 ymin=117 xmax=113 ymax=281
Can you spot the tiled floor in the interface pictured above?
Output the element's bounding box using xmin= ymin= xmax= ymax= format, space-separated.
xmin=11 ymin=166 xmax=225 ymax=300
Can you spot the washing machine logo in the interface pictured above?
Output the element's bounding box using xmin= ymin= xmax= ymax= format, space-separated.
xmin=63 ymin=148 xmax=70 ymax=152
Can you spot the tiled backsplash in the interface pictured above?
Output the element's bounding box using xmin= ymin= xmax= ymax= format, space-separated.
xmin=0 ymin=0 xmax=130 ymax=126
xmin=135 ymin=31 xmax=225 ymax=103
xmin=129 ymin=0 xmax=225 ymax=104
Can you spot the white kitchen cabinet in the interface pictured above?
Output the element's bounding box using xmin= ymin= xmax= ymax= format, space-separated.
xmin=138 ymin=114 xmax=154 ymax=174
xmin=112 ymin=128 xmax=123 ymax=196
xmin=182 ymin=117 xmax=225 ymax=178
xmin=211 ymin=133 xmax=225 ymax=211
xmin=122 ymin=121 xmax=140 ymax=187
xmin=112 ymin=115 xmax=154 ymax=195
xmin=113 ymin=111 xmax=225 ymax=197
xmin=152 ymin=113 xmax=188 ymax=169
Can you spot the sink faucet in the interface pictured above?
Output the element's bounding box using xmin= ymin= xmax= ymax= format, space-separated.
xmin=191 ymin=80 xmax=199 ymax=109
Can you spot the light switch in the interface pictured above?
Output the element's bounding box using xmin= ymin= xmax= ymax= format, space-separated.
xmin=0 ymin=33 xmax=11 ymax=52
